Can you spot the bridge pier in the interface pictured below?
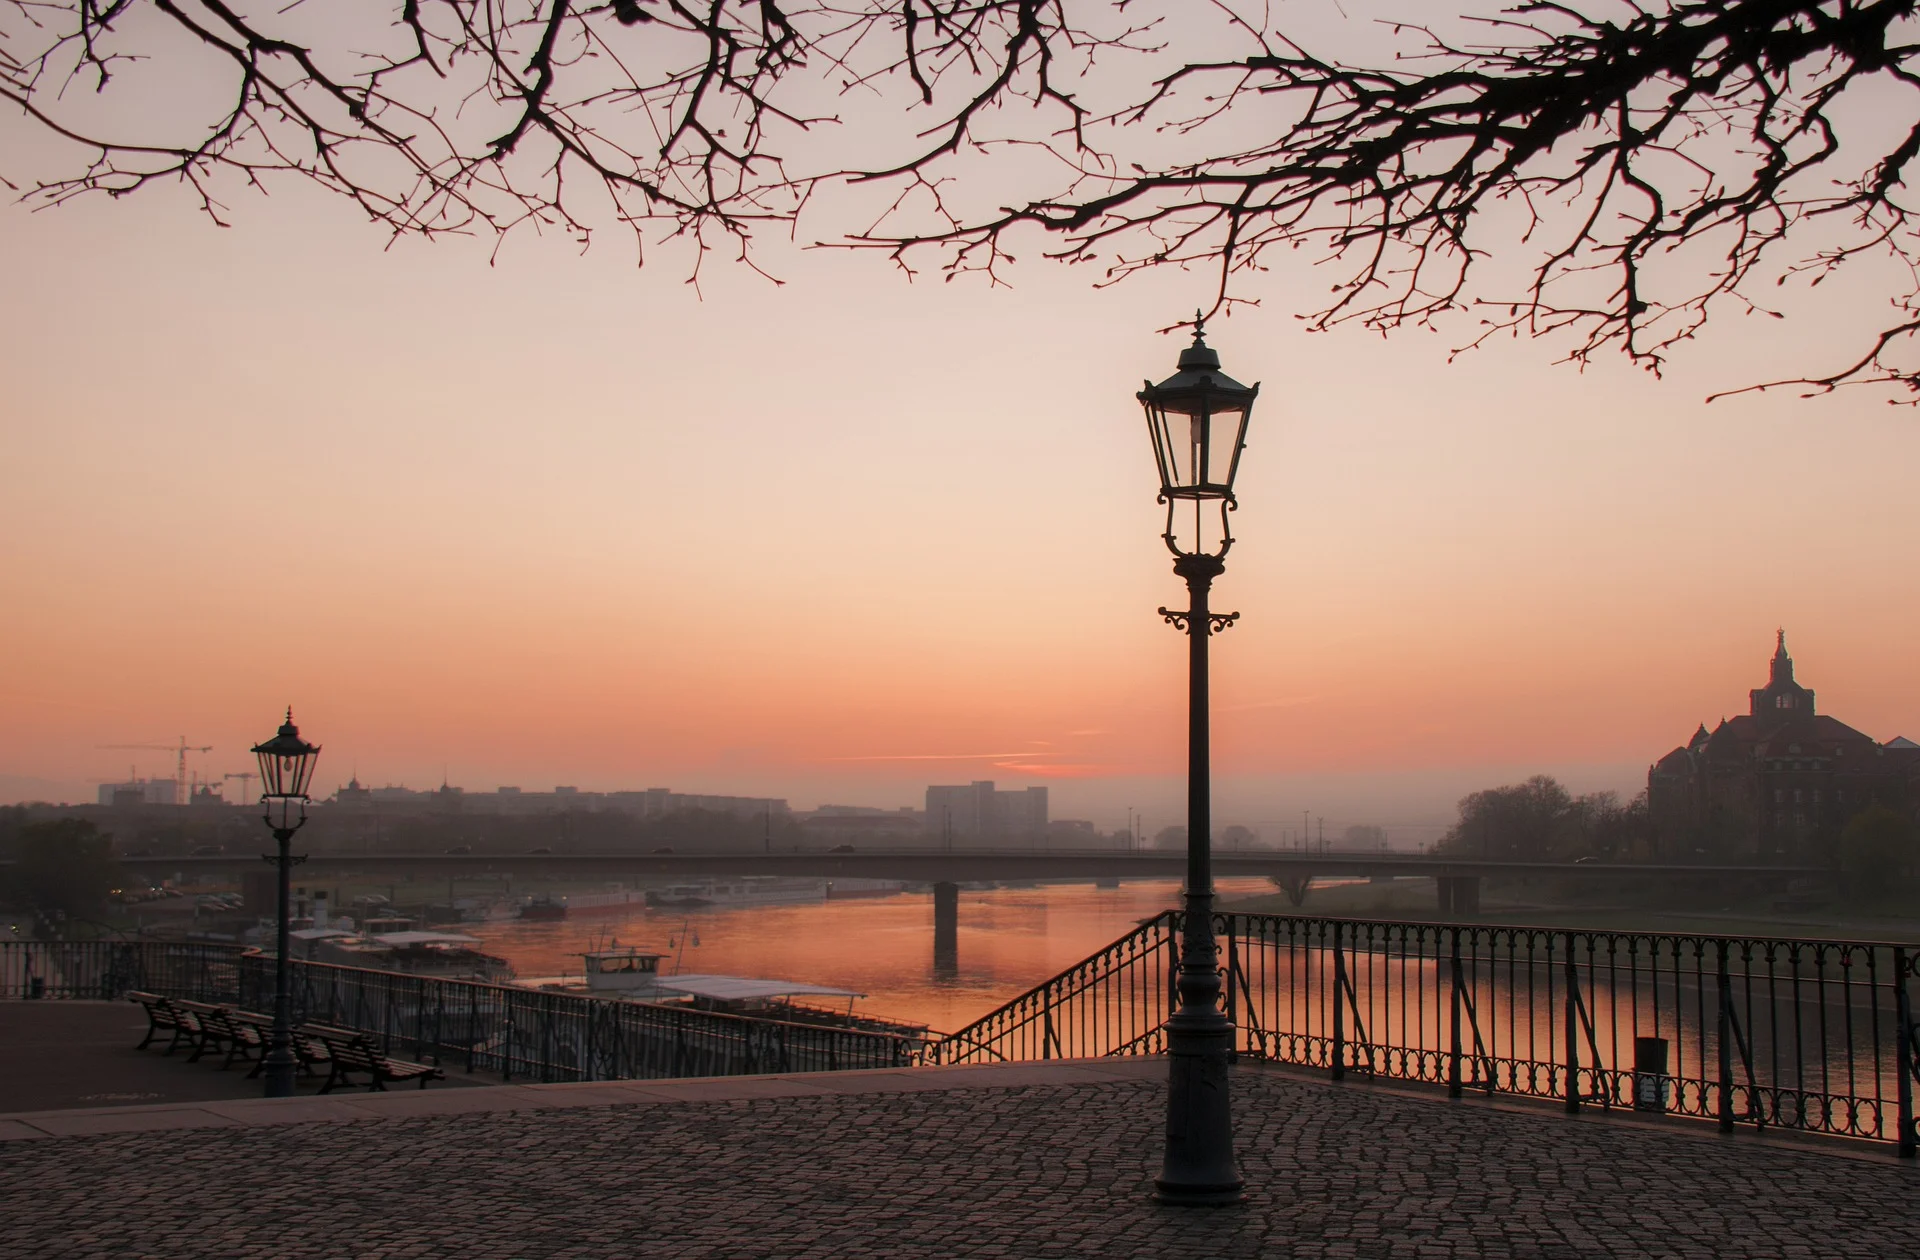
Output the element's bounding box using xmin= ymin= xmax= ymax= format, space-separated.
xmin=932 ymin=881 xmax=959 ymax=978
xmin=1436 ymin=875 xmax=1481 ymax=917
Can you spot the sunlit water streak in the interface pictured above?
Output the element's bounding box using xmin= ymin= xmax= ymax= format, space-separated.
xmin=464 ymin=879 xmax=1276 ymax=1033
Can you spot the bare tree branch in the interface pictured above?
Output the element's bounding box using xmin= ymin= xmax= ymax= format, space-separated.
xmin=7 ymin=1 xmax=1920 ymax=395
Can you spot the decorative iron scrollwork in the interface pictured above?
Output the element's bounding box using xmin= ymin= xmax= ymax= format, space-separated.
xmin=1158 ymin=608 xmax=1242 ymax=635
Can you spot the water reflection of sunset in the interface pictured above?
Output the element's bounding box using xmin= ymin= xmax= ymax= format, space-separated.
xmin=463 ymin=880 xmax=1274 ymax=1034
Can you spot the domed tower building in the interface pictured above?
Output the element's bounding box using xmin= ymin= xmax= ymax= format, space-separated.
xmin=1750 ymin=630 xmax=1816 ymax=719
xmin=1647 ymin=633 xmax=1914 ymax=860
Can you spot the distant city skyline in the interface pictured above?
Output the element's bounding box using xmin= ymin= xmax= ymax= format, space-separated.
xmin=15 ymin=634 xmax=1915 ymax=846
xmin=22 ymin=758 xmax=1660 ymax=851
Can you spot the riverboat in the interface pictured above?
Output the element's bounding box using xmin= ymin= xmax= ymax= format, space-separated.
xmin=563 ymin=889 xmax=649 ymax=914
xmin=513 ymin=945 xmax=930 ymax=1044
xmin=644 ymin=877 xmax=826 ymax=909
xmin=517 ymin=894 xmax=568 ymax=921
xmin=313 ymin=930 xmax=516 ymax=983
xmin=824 ymin=878 xmax=908 ymax=900
xmin=652 ymin=973 xmax=930 ymax=1042
xmin=513 ymin=945 xmax=671 ymax=998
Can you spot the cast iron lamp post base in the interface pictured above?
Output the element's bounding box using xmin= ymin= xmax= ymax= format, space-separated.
xmin=1153 ymin=552 xmax=1245 ymax=1206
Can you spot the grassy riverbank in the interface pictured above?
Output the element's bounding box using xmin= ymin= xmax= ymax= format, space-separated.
xmin=1217 ymin=877 xmax=1920 ymax=943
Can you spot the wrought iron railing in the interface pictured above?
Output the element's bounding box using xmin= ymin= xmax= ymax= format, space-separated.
xmin=0 ymin=940 xmax=917 ymax=1083
xmin=231 ymin=954 xmax=917 ymax=1081
xmin=925 ymin=912 xmax=1920 ymax=1153
xmin=0 ymin=939 xmax=240 ymax=1002
xmin=15 ymin=919 xmax=1920 ymax=1148
xmin=920 ymin=914 xmax=1178 ymax=1064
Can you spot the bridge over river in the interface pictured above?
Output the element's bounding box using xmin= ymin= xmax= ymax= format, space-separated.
xmin=113 ymin=847 xmax=1829 ymax=918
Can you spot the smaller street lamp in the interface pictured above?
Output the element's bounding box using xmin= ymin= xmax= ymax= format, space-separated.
xmin=1139 ymin=314 xmax=1259 ymax=1205
xmin=252 ymin=708 xmax=320 ymax=1099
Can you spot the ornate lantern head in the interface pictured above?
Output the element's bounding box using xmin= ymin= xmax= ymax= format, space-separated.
xmin=1138 ymin=316 xmax=1260 ymax=558
xmin=252 ymin=708 xmax=320 ymax=832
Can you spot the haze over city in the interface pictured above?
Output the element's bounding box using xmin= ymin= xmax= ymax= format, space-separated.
xmin=7 ymin=187 xmax=1919 ymax=831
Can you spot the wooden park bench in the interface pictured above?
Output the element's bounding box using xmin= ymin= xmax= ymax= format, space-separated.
xmin=304 ymin=1026 xmax=445 ymax=1094
xmin=190 ymin=1006 xmax=266 ymax=1071
xmin=176 ymin=1000 xmax=253 ymax=1065
xmin=128 ymin=992 xmax=205 ymax=1056
xmin=236 ymin=1018 xmax=334 ymax=1081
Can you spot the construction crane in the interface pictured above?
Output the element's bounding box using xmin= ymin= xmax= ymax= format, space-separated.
xmin=99 ymin=737 xmax=212 ymax=805
xmin=223 ymin=771 xmax=257 ymax=804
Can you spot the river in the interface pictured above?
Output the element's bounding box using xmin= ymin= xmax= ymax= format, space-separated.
xmin=461 ymin=878 xmax=1278 ymax=1034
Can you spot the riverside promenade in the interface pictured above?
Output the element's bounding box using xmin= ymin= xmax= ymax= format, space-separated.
xmin=3 ymin=1052 xmax=1915 ymax=1258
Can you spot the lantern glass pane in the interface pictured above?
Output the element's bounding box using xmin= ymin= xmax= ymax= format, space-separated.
xmin=1144 ymin=404 xmax=1171 ymax=490
xmin=256 ymin=749 xmax=286 ymax=797
xmin=288 ymin=751 xmax=318 ymax=798
xmin=1204 ymin=404 xmax=1246 ymax=488
xmin=1147 ymin=399 xmax=1198 ymax=491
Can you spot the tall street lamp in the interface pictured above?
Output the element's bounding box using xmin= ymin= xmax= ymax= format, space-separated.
xmin=1138 ymin=315 xmax=1258 ymax=1205
xmin=251 ymin=708 xmax=320 ymax=1098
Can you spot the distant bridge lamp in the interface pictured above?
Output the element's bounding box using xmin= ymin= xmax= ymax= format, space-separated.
xmin=1138 ymin=315 xmax=1258 ymax=1205
xmin=251 ymin=708 xmax=320 ymax=1099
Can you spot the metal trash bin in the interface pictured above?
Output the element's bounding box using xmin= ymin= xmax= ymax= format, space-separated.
xmin=1633 ymin=1036 xmax=1669 ymax=1112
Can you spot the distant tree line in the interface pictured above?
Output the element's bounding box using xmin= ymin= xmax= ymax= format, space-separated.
xmin=0 ymin=809 xmax=122 ymax=932
xmin=1434 ymin=776 xmax=1649 ymax=864
xmin=1838 ymin=805 xmax=1920 ymax=904
xmin=1434 ymin=775 xmax=1920 ymax=899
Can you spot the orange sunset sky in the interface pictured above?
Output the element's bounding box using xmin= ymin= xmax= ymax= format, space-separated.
xmin=6 ymin=9 xmax=1920 ymax=842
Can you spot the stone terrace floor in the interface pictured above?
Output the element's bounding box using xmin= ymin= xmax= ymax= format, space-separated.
xmin=0 ymin=1001 xmax=503 ymax=1112
xmin=3 ymin=1052 xmax=1917 ymax=1258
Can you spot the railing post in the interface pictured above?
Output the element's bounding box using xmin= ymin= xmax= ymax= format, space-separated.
xmin=1331 ymin=921 xmax=1346 ymax=1082
xmin=1563 ymin=931 xmax=1580 ymax=1115
xmin=587 ymin=1000 xmax=600 ymax=1082
xmin=1225 ymin=916 xmax=1239 ymax=1059
xmin=1716 ymin=939 xmax=1734 ymax=1134
xmin=1166 ymin=912 xmax=1181 ymax=1022
xmin=543 ymin=992 xmax=556 ymax=1083
xmin=1896 ymin=947 xmax=1915 ymax=1158
xmin=1448 ymin=928 xmax=1463 ymax=1099
xmin=502 ymin=999 xmax=515 ymax=1082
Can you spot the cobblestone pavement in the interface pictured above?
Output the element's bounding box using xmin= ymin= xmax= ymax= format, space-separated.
xmin=2 ymin=1063 xmax=1912 ymax=1259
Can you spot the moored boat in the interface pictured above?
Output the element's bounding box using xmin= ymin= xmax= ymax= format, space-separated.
xmin=518 ymin=894 xmax=568 ymax=921
xmin=510 ymin=945 xmax=929 ymax=1044
xmin=312 ymin=930 xmax=517 ymax=983
xmin=644 ymin=877 xmax=825 ymax=909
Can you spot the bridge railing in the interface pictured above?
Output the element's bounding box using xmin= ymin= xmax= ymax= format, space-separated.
xmin=0 ymin=940 xmax=918 ymax=1083
xmin=925 ymin=913 xmax=1920 ymax=1152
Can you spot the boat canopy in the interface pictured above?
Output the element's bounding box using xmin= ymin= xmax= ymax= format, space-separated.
xmin=654 ymin=974 xmax=866 ymax=1002
xmin=288 ymin=928 xmax=358 ymax=942
xmin=371 ymin=930 xmax=484 ymax=946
